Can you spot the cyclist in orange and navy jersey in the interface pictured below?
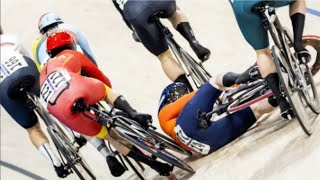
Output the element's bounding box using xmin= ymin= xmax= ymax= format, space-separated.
xmin=40 ymin=31 xmax=174 ymax=177
xmin=158 ymin=73 xmax=279 ymax=155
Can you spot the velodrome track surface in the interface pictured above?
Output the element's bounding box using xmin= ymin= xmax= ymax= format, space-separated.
xmin=1 ymin=0 xmax=320 ymax=179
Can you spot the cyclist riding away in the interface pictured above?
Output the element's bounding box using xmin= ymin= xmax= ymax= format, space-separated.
xmin=33 ymin=13 xmax=128 ymax=177
xmin=157 ymin=72 xmax=279 ymax=155
xmin=112 ymin=0 xmax=211 ymax=90
xmin=0 ymin=27 xmax=70 ymax=178
xmin=39 ymin=31 xmax=174 ymax=177
xmin=228 ymin=0 xmax=310 ymax=119
xmin=33 ymin=12 xmax=97 ymax=69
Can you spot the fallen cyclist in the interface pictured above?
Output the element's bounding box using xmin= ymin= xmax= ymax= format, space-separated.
xmin=39 ymin=31 xmax=174 ymax=177
xmin=157 ymin=72 xmax=279 ymax=155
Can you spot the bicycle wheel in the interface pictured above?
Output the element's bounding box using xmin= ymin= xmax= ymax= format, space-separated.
xmin=180 ymin=49 xmax=212 ymax=88
xmin=113 ymin=119 xmax=195 ymax=174
xmin=48 ymin=126 xmax=96 ymax=180
xmin=147 ymin=128 xmax=192 ymax=156
xmin=283 ymin=30 xmax=320 ymax=114
xmin=272 ymin=45 xmax=315 ymax=135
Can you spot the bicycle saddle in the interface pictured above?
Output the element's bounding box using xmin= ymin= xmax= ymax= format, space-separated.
xmin=149 ymin=11 xmax=165 ymax=22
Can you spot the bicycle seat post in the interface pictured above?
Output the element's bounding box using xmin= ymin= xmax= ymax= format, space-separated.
xmin=150 ymin=12 xmax=173 ymax=38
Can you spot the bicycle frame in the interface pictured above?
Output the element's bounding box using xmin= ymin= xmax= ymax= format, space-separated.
xmin=254 ymin=3 xmax=320 ymax=135
xmin=153 ymin=17 xmax=211 ymax=89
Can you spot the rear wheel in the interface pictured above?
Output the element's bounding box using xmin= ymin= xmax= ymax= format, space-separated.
xmin=48 ymin=126 xmax=96 ymax=180
xmin=147 ymin=128 xmax=192 ymax=156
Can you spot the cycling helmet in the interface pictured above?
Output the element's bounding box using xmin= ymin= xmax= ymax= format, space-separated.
xmin=38 ymin=12 xmax=63 ymax=34
xmin=158 ymin=82 xmax=190 ymax=112
xmin=46 ymin=31 xmax=76 ymax=58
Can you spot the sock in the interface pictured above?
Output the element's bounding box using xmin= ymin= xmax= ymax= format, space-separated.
xmin=291 ymin=13 xmax=305 ymax=51
xmin=176 ymin=22 xmax=198 ymax=45
xmin=264 ymin=73 xmax=283 ymax=102
xmin=174 ymin=74 xmax=193 ymax=91
xmin=89 ymin=137 xmax=112 ymax=158
xmin=39 ymin=143 xmax=62 ymax=167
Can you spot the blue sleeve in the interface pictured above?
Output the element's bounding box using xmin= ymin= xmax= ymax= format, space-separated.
xmin=66 ymin=24 xmax=98 ymax=65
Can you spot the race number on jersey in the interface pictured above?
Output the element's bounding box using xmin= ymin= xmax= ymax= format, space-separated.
xmin=116 ymin=0 xmax=128 ymax=10
xmin=40 ymin=69 xmax=71 ymax=106
xmin=0 ymin=53 xmax=28 ymax=81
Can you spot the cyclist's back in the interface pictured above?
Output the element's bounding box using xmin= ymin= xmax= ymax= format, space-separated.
xmin=34 ymin=13 xmax=97 ymax=69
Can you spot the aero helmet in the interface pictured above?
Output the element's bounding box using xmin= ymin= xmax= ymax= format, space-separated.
xmin=46 ymin=31 xmax=76 ymax=57
xmin=38 ymin=12 xmax=63 ymax=34
xmin=158 ymin=82 xmax=190 ymax=112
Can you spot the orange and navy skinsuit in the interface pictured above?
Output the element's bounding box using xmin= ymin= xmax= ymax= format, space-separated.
xmin=158 ymin=82 xmax=257 ymax=155
xmin=39 ymin=50 xmax=111 ymax=138
xmin=158 ymin=91 xmax=196 ymax=151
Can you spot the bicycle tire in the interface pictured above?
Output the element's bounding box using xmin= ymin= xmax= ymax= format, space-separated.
xmin=147 ymin=128 xmax=192 ymax=156
xmin=283 ymin=30 xmax=320 ymax=114
xmin=113 ymin=119 xmax=195 ymax=174
xmin=48 ymin=126 xmax=96 ymax=180
xmin=272 ymin=45 xmax=314 ymax=135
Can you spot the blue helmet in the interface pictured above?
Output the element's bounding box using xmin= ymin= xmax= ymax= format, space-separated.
xmin=158 ymin=82 xmax=190 ymax=113
xmin=38 ymin=12 xmax=63 ymax=34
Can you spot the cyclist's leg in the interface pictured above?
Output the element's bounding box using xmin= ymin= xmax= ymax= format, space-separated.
xmin=123 ymin=0 xmax=191 ymax=89
xmin=0 ymin=94 xmax=68 ymax=177
xmin=231 ymin=0 xmax=292 ymax=118
xmin=289 ymin=0 xmax=310 ymax=61
xmin=167 ymin=4 xmax=211 ymax=61
xmin=195 ymin=107 xmax=257 ymax=153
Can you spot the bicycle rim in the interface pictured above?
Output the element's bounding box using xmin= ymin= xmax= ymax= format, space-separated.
xmin=272 ymin=45 xmax=314 ymax=135
xmin=284 ymin=31 xmax=320 ymax=114
xmin=114 ymin=125 xmax=195 ymax=174
xmin=48 ymin=127 xmax=96 ymax=180
xmin=147 ymin=128 xmax=192 ymax=156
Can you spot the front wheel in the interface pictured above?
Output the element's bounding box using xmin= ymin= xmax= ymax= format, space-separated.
xmin=272 ymin=45 xmax=315 ymax=135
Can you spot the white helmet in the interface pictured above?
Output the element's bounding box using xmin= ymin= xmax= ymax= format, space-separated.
xmin=38 ymin=12 xmax=63 ymax=34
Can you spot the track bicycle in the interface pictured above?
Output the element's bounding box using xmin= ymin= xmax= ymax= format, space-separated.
xmin=198 ymin=35 xmax=320 ymax=136
xmin=72 ymin=101 xmax=195 ymax=174
xmin=20 ymin=91 xmax=96 ymax=180
xmin=150 ymin=12 xmax=212 ymax=89
xmin=253 ymin=3 xmax=320 ymax=135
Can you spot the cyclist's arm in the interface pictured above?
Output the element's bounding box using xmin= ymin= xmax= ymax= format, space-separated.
xmin=158 ymin=91 xmax=196 ymax=121
xmin=71 ymin=50 xmax=112 ymax=87
xmin=71 ymin=25 xmax=97 ymax=65
xmin=32 ymin=38 xmax=43 ymax=72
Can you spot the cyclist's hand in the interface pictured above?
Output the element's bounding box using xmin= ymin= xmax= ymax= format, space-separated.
xmin=131 ymin=112 xmax=152 ymax=128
